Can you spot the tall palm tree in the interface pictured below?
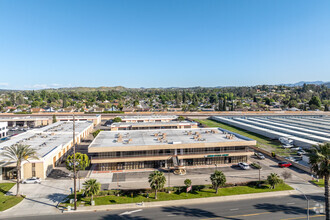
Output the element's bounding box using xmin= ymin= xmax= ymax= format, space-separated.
xmin=1 ymin=144 xmax=38 ymax=196
xmin=308 ymin=143 xmax=329 ymax=220
xmin=210 ymin=170 xmax=226 ymax=194
xmin=266 ymin=173 xmax=282 ymax=189
xmin=83 ymin=178 xmax=101 ymax=203
xmin=148 ymin=171 xmax=166 ymax=199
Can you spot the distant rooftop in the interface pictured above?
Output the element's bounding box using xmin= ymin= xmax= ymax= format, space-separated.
xmin=119 ymin=115 xmax=178 ymax=120
xmin=111 ymin=120 xmax=197 ymax=128
xmin=89 ymin=128 xmax=251 ymax=149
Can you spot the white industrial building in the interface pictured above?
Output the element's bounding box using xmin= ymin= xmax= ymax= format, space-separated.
xmin=211 ymin=116 xmax=330 ymax=148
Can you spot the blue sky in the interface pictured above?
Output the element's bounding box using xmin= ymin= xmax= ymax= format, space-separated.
xmin=0 ymin=0 xmax=330 ymax=89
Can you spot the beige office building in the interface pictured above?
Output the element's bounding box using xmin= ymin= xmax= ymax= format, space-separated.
xmin=89 ymin=128 xmax=256 ymax=171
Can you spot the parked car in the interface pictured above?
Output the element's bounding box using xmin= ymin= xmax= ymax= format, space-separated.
xmin=255 ymin=152 xmax=265 ymax=160
xmin=238 ymin=162 xmax=250 ymax=170
xmin=22 ymin=177 xmax=41 ymax=184
xmin=290 ymin=147 xmax=302 ymax=151
xmin=278 ymin=161 xmax=292 ymax=168
xmin=282 ymin=144 xmax=293 ymax=149
xmin=297 ymin=150 xmax=306 ymax=156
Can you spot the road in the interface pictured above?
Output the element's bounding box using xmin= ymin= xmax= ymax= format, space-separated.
xmin=6 ymin=193 xmax=325 ymax=220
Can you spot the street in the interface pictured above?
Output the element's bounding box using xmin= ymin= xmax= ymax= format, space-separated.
xmin=5 ymin=193 xmax=325 ymax=220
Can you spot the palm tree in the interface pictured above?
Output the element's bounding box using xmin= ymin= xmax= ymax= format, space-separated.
xmin=308 ymin=143 xmax=329 ymax=220
xmin=266 ymin=173 xmax=282 ymax=189
xmin=83 ymin=179 xmax=101 ymax=203
xmin=148 ymin=171 xmax=166 ymax=199
xmin=1 ymin=144 xmax=38 ymax=196
xmin=210 ymin=170 xmax=226 ymax=194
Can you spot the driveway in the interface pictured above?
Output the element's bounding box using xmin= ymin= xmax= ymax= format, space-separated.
xmin=0 ymin=179 xmax=73 ymax=218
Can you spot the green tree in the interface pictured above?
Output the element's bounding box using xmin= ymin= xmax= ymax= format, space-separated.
xmin=309 ymin=96 xmax=321 ymax=108
xmin=177 ymin=116 xmax=185 ymax=122
xmin=266 ymin=173 xmax=283 ymax=189
xmin=308 ymin=143 xmax=330 ymax=220
xmin=52 ymin=114 xmax=57 ymax=123
xmin=1 ymin=144 xmax=38 ymax=196
xmin=83 ymin=179 xmax=101 ymax=203
xmin=112 ymin=117 xmax=122 ymax=123
xmin=66 ymin=152 xmax=90 ymax=172
xmin=210 ymin=170 xmax=226 ymax=194
xmin=148 ymin=171 xmax=166 ymax=199
xmin=92 ymin=129 xmax=103 ymax=138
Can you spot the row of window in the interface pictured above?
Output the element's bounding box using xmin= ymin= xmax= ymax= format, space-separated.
xmin=95 ymin=146 xmax=249 ymax=159
xmin=96 ymin=155 xmax=248 ymax=171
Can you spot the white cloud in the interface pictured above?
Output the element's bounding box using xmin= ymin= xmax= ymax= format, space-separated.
xmin=0 ymin=82 xmax=9 ymax=87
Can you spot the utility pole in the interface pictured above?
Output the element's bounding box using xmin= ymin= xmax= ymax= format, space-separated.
xmin=73 ymin=114 xmax=77 ymax=210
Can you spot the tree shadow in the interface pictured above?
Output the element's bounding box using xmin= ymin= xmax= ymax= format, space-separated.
xmin=254 ymin=203 xmax=308 ymax=215
xmin=47 ymin=192 xmax=68 ymax=204
xmin=161 ymin=206 xmax=239 ymax=219
xmin=290 ymin=194 xmax=325 ymax=203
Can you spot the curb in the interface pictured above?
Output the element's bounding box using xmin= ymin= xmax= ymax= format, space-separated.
xmin=63 ymin=190 xmax=298 ymax=213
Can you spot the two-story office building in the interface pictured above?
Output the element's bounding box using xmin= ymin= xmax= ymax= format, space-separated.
xmin=88 ymin=128 xmax=256 ymax=171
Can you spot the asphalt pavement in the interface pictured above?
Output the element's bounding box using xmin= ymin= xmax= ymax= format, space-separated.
xmin=5 ymin=193 xmax=325 ymax=220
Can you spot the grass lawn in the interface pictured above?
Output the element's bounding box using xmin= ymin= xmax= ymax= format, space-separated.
xmin=0 ymin=183 xmax=24 ymax=212
xmin=194 ymin=119 xmax=294 ymax=157
xmin=311 ymin=179 xmax=325 ymax=187
xmin=61 ymin=183 xmax=292 ymax=207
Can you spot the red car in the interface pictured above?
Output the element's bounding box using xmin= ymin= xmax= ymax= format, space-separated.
xmin=278 ymin=161 xmax=292 ymax=168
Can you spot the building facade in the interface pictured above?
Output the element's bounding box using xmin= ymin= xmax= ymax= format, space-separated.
xmin=0 ymin=122 xmax=8 ymax=139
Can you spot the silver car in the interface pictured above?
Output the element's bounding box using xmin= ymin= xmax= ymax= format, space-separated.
xmin=22 ymin=177 xmax=41 ymax=184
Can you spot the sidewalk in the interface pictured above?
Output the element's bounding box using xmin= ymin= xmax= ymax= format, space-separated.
xmin=65 ymin=189 xmax=298 ymax=213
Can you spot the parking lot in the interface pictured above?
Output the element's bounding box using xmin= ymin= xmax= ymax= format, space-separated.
xmin=90 ymin=155 xmax=320 ymax=194
xmin=0 ymin=179 xmax=73 ymax=217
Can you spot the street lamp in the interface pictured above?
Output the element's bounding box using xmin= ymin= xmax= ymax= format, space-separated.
xmin=296 ymin=188 xmax=309 ymax=220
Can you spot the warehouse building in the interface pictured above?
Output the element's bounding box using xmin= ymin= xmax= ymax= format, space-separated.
xmin=0 ymin=114 xmax=101 ymax=127
xmin=0 ymin=122 xmax=8 ymax=139
xmin=119 ymin=115 xmax=178 ymax=123
xmin=211 ymin=116 xmax=330 ymax=148
xmin=110 ymin=121 xmax=198 ymax=131
xmin=0 ymin=121 xmax=94 ymax=180
xmin=88 ymin=128 xmax=256 ymax=171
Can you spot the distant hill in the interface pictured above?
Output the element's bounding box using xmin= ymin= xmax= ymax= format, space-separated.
xmin=44 ymin=86 xmax=128 ymax=92
xmin=280 ymin=81 xmax=330 ymax=87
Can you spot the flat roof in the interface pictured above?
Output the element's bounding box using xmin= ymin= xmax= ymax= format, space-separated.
xmin=119 ymin=115 xmax=177 ymax=120
xmin=0 ymin=121 xmax=93 ymax=162
xmin=89 ymin=128 xmax=252 ymax=149
xmin=111 ymin=121 xmax=197 ymax=128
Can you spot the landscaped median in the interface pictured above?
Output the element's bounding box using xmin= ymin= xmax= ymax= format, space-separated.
xmin=310 ymin=179 xmax=325 ymax=187
xmin=0 ymin=183 xmax=24 ymax=212
xmin=60 ymin=181 xmax=293 ymax=208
